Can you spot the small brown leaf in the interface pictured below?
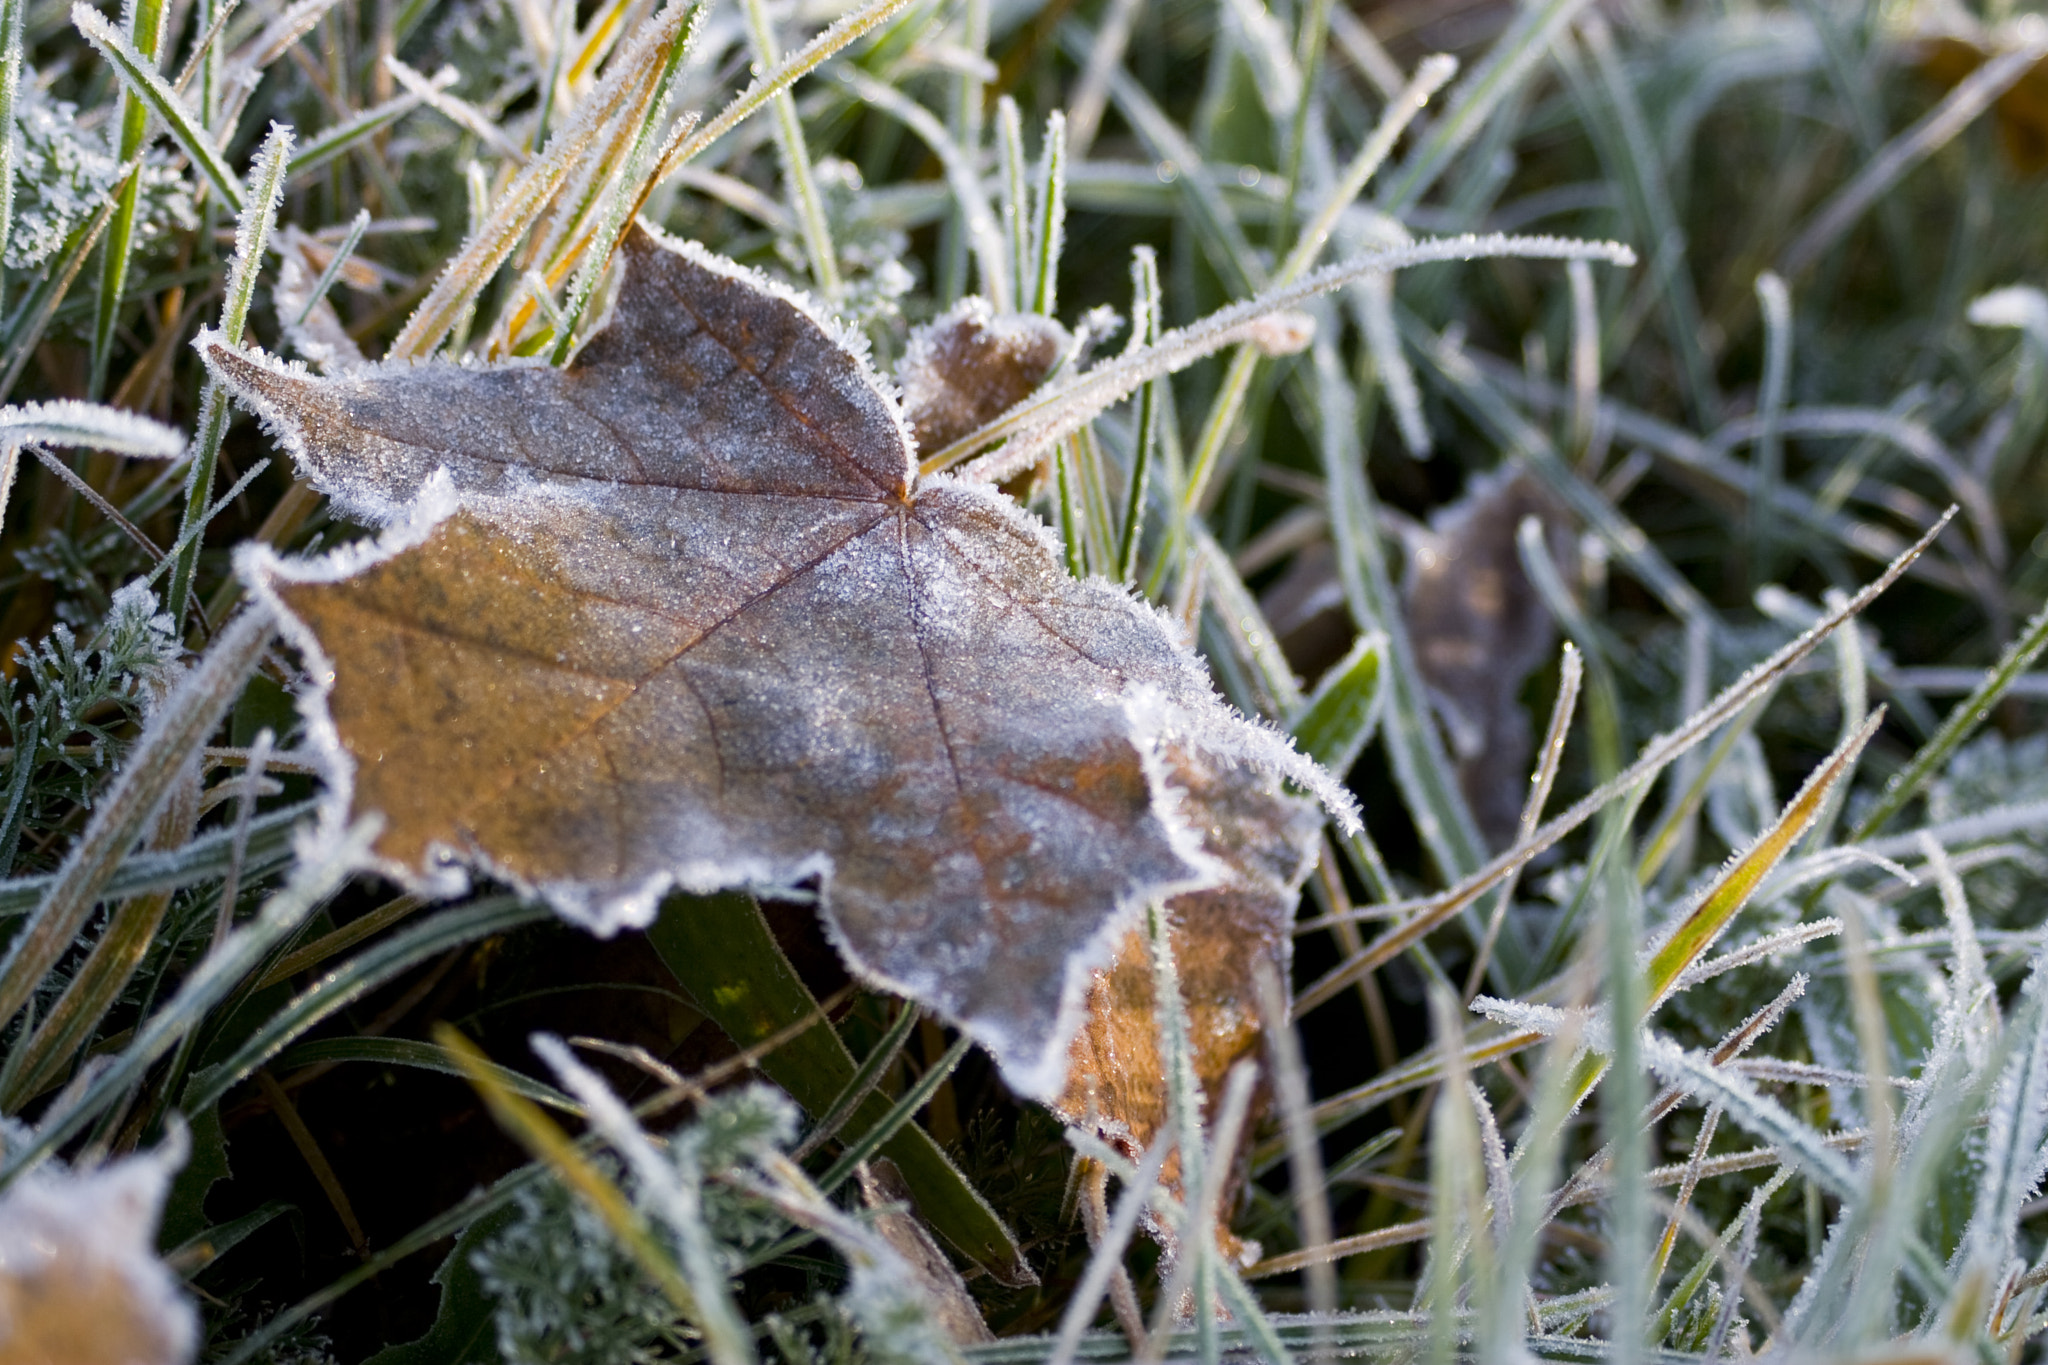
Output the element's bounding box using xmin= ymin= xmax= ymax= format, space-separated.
xmin=204 ymin=225 xmax=1351 ymax=1099
xmin=855 ymin=1159 xmax=994 ymax=1345
xmin=898 ymin=299 xmax=1067 ymax=455
xmin=1054 ymin=742 xmax=1321 ymax=1261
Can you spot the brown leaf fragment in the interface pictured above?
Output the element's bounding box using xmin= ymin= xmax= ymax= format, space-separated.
xmin=1054 ymin=743 xmax=1322 ymax=1262
xmin=1404 ymin=467 xmax=1572 ymax=849
xmin=203 ymin=225 xmax=1352 ymax=1100
xmin=0 ymin=1146 xmax=197 ymax=1365
xmin=1918 ymin=34 xmax=2048 ymax=175
xmin=898 ymin=299 xmax=1067 ymax=454
xmin=856 ymin=1159 xmax=994 ymax=1345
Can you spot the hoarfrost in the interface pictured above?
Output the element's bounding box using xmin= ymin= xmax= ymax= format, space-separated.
xmin=204 ymin=225 xmax=1355 ymax=1100
xmin=0 ymin=1135 xmax=198 ymax=1365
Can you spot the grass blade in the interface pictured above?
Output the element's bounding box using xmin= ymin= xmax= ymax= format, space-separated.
xmin=72 ymin=2 xmax=245 ymax=212
xmin=1645 ymin=707 xmax=1886 ymax=1010
xmin=0 ymin=608 xmax=273 ymax=1037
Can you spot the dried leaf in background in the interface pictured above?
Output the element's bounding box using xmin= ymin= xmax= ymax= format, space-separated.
xmin=204 ymin=225 xmax=1350 ymax=1100
xmin=1404 ymin=467 xmax=1572 ymax=848
xmin=855 ymin=1158 xmax=994 ymax=1344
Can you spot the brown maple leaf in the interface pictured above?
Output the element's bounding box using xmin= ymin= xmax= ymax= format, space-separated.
xmin=203 ymin=225 xmax=1352 ymax=1099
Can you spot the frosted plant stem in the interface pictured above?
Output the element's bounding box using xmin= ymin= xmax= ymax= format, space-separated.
xmin=1567 ymin=258 xmax=1600 ymax=459
xmin=740 ymin=0 xmax=839 ymax=297
xmin=1848 ymin=596 xmax=2048 ymax=843
xmin=90 ymin=0 xmax=170 ymax=399
xmin=548 ymin=58 xmax=693 ymax=359
xmin=0 ymin=0 xmax=23 ymax=302
xmin=998 ymin=98 xmax=1028 ymax=305
xmin=72 ymin=3 xmax=245 ymax=210
xmin=933 ymin=233 xmax=1637 ymax=482
xmin=1267 ymin=0 xmax=1332 ymax=255
xmin=0 ymin=606 xmax=274 ymax=1038
xmin=1464 ymin=641 xmax=1581 ymax=1000
xmin=660 ymin=0 xmax=910 ymax=185
xmin=1597 ymin=843 xmax=1646 ymax=1365
xmin=0 ymin=808 xmax=370 ymax=1184
xmin=939 ymin=0 xmax=987 ymax=303
xmin=1750 ymin=272 xmax=1793 ymax=588
xmin=168 ymin=123 xmax=292 ymax=628
xmin=1115 ymin=248 xmax=1162 ymax=583
xmin=294 ymin=209 xmax=371 ymax=326
xmin=836 ymin=67 xmax=1008 ymax=308
xmin=1378 ymin=0 xmax=1594 ymax=213
xmin=392 ymin=0 xmax=695 ymax=358
xmin=0 ymin=442 xmax=16 ymax=534
xmin=1063 ymin=0 xmax=1142 ymax=155
xmin=1031 ymin=110 xmax=1066 ymax=316
xmin=1254 ymin=962 xmax=1337 ymax=1338
xmin=1048 ymin=1130 xmax=1173 ymax=1365
xmin=1177 ymin=54 xmax=1457 ymax=517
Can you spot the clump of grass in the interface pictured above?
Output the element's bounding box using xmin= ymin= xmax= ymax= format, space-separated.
xmin=1 ymin=0 xmax=2047 ymax=1362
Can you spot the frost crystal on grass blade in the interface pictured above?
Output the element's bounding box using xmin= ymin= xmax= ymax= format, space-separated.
xmin=204 ymin=224 xmax=1353 ymax=1100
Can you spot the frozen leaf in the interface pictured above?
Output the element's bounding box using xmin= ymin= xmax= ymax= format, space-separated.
xmin=0 ymin=1136 xmax=198 ymax=1365
xmin=1404 ymin=466 xmax=1572 ymax=848
xmin=898 ymin=299 xmax=1067 ymax=455
xmin=1054 ymin=741 xmax=1322 ymax=1251
xmin=202 ymin=225 xmax=1352 ymax=1101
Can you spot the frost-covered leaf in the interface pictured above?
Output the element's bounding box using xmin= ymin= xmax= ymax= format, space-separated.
xmin=203 ymin=224 xmax=1353 ymax=1100
xmin=0 ymin=1133 xmax=197 ymax=1365
xmin=1055 ymin=740 xmax=1321 ymax=1235
xmin=898 ymin=298 xmax=1066 ymax=456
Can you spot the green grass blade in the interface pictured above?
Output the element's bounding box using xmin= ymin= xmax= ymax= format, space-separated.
xmin=0 ymin=609 xmax=273 ymax=1037
xmin=740 ymin=0 xmax=839 ymax=298
xmin=1646 ymin=708 xmax=1885 ymax=1010
xmin=72 ymin=2 xmax=245 ymax=212
xmin=813 ymin=1031 xmax=971 ymax=1194
xmin=1296 ymin=513 xmax=1947 ymax=1012
xmin=168 ymin=121 xmax=291 ymax=626
xmin=1030 ymin=111 xmax=1066 ymax=316
xmin=1288 ymin=630 xmax=1386 ymax=774
xmin=0 ymin=803 xmax=307 ymax=918
xmin=87 ymin=0 xmax=169 ymax=399
xmin=181 ymin=895 xmax=547 ymax=1113
xmin=1379 ymin=0 xmax=1595 ymax=213
xmin=790 ymin=996 xmax=919 ymax=1160
xmin=0 ymin=0 xmax=24 ymax=293
xmin=286 ymin=78 xmax=444 ymax=181
xmin=0 ymin=816 xmax=374 ymax=1184
xmin=274 ymin=1036 xmax=583 ymax=1114
xmin=1849 ymin=597 xmax=2048 ymax=843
